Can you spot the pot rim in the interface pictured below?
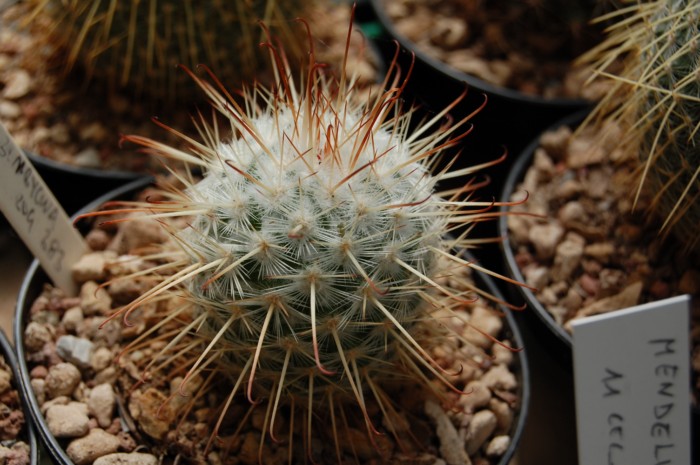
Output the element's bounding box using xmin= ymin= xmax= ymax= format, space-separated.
xmin=14 ymin=176 xmax=530 ymax=465
xmin=368 ymin=0 xmax=593 ymax=109
xmin=497 ymin=110 xmax=592 ymax=351
xmin=24 ymin=150 xmax=148 ymax=182
xmin=14 ymin=176 xmax=155 ymax=465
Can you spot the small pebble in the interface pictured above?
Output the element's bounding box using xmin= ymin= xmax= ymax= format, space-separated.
xmin=528 ymin=223 xmax=564 ymax=260
xmin=66 ymin=428 xmax=121 ymax=465
xmin=79 ymin=281 xmax=112 ymax=316
xmin=45 ymin=362 xmax=81 ymax=399
xmin=2 ymin=69 xmax=31 ymax=99
xmin=88 ymin=383 xmax=116 ymax=428
xmin=62 ymin=307 xmax=84 ymax=333
xmin=56 ymin=335 xmax=95 ymax=369
xmin=485 ymin=435 xmax=511 ymax=457
xmin=465 ymin=410 xmax=497 ymax=455
xmin=46 ymin=403 xmax=90 ymax=438
xmin=0 ymin=100 xmax=21 ymax=118
xmin=24 ymin=322 xmax=53 ymax=352
xmin=459 ymin=380 xmax=491 ymax=413
xmin=424 ymin=399 xmax=472 ymax=465
xmin=480 ymin=364 xmax=518 ymax=392
xmin=93 ymin=452 xmax=159 ymax=465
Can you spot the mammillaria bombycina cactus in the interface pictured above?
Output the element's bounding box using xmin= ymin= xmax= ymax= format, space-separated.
xmin=79 ymin=18 xmax=525 ymax=461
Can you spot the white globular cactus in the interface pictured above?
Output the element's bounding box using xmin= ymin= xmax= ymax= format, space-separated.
xmin=85 ymin=20 xmax=522 ymax=460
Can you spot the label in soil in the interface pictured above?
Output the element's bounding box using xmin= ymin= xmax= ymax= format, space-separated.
xmin=0 ymin=123 xmax=87 ymax=295
xmin=571 ymin=294 xmax=692 ymax=465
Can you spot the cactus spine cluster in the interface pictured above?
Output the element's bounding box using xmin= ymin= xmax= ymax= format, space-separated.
xmin=580 ymin=0 xmax=700 ymax=250
xmin=82 ymin=20 xmax=519 ymax=460
xmin=23 ymin=0 xmax=310 ymax=102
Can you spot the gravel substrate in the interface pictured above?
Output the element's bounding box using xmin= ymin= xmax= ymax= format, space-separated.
xmin=0 ymin=351 xmax=31 ymax=465
xmin=505 ymin=120 xmax=700 ymax=405
xmin=20 ymin=186 xmax=524 ymax=465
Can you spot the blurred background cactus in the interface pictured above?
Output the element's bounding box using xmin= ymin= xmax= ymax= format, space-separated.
xmin=579 ymin=0 xmax=700 ymax=251
xmin=20 ymin=0 xmax=313 ymax=103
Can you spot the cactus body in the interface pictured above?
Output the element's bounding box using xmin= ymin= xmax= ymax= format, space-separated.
xmin=184 ymin=103 xmax=442 ymax=395
xmin=25 ymin=0 xmax=309 ymax=102
xmin=83 ymin=21 xmax=515 ymax=456
xmin=580 ymin=0 xmax=700 ymax=250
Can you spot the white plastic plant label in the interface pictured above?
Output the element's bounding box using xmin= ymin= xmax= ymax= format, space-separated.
xmin=572 ymin=294 xmax=692 ymax=465
xmin=0 ymin=123 xmax=87 ymax=296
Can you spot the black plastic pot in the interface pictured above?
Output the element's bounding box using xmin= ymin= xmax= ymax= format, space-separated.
xmin=0 ymin=328 xmax=39 ymax=465
xmin=25 ymin=150 xmax=148 ymax=216
xmin=367 ymin=0 xmax=594 ymax=204
xmin=498 ymin=109 xmax=700 ymax=454
xmin=468 ymin=254 xmax=531 ymax=465
xmin=13 ymin=176 xmax=154 ymax=465
xmin=14 ymin=177 xmax=529 ymax=465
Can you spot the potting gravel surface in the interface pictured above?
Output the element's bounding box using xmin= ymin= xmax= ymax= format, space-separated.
xmin=0 ymin=353 xmax=31 ymax=465
xmin=378 ymin=0 xmax=607 ymax=100
xmin=21 ymin=185 xmax=523 ymax=465
xmin=506 ymin=121 xmax=700 ymax=406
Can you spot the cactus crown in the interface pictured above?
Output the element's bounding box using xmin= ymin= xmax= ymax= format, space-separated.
xmin=81 ymin=18 xmax=520 ymax=460
xmin=578 ymin=0 xmax=700 ymax=250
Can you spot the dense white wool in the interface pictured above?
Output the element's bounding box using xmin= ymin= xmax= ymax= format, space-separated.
xmin=174 ymin=88 xmax=448 ymax=387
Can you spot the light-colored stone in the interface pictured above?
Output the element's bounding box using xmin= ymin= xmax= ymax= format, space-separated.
xmin=558 ymin=201 xmax=585 ymax=227
xmin=45 ymin=362 xmax=81 ymax=399
xmin=24 ymin=322 xmax=53 ymax=351
xmin=2 ymin=69 xmax=31 ymax=99
xmin=553 ymin=238 xmax=584 ymax=280
xmin=463 ymin=305 xmax=503 ymax=349
xmin=528 ymin=223 xmax=564 ymax=260
xmin=538 ymin=125 xmax=571 ymax=160
xmin=485 ymin=435 xmax=511 ymax=457
xmin=66 ymin=428 xmax=121 ymax=465
xmin=523 ymin=265 xmax=548 ymax=290
xmin=458 ymin=380 xmax=491 ymax=413
xmin=93 ymin=452 xmax=159 ymax=465
xmin=108 ymin=216 xmax=168 ymax=254
xmin=584 ymin=242 xmax=615 ymax=260
xmin=90 ymin=347 xmax=114 ymax=372
xmin=489 ymin=398 xmax=513 ymax=433
xmin=74 ymin=147 xmax=102 ymax=168
xmin=72 ymin=251 xmax=115 ymax=283
xmin=575 ymin=281 xmax=643 ymax=319
xmin=533 ymin=148 xmax=555 ymax=177
xmin=46 ymin=403 xmax=90 ymax=438
xmin=567 ymin=136 xmax=605 ymax=168
xmin=424 ymin=399 xmax=472 ymax=465
xmin=56 ymin=335 xmax=95 ymax=369
xmin=80 ymin=281 xmax=112 ymax=316
xmin=128 ymin=388 xmax=175 ymax=440
xmin=62 ymin=306 xmax=85 ymax=333
xmin=0 ymin=100 xmax=21 ymax=118
xmin=30 ymin=378 xmax=46 ymax=406
xmin=88 ymin=383 xmax=116 ymax=428
xmin=465 ymin=410 xmax=497 ymax=455
xmin=480 ymin=364 xmax=518 ymax=392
